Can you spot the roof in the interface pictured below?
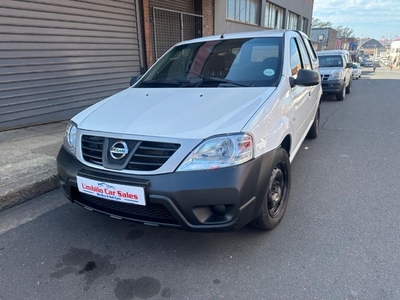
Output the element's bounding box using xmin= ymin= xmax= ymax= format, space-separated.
xmin=362 ymin=38 xmax=384 ymax=49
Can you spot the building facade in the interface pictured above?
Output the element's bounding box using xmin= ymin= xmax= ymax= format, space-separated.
xmin=1 ymin=0 xmax=314 ymax=130
xmin=215 ymin=0 xmax=313 ymax=35
xmin=310 ymin=28 xmax=338 ymax=50
xmin=360 ymin=38 xmax=384 ymax=57
xmin=0 ymin=0 xmax=214 ymax=130
xmin=389 ymin=40 xmax=400 ymax=68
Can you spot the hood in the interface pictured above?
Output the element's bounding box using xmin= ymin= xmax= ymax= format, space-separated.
xmin=73 ymin=87 xmax=274 ymax=139
xmin=319 ymin=67 xmax=344 ymax=75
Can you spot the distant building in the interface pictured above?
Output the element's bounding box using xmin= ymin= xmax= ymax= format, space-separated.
xmin=310 ymin=28 xmax=338 ymax=50
xmin=360 ymin=38 xmax=384 ymax=56
xmin=390 ymin=40 xmax=400 ymax=68
xmin=337 ymin=37 xmax=359 ymax=51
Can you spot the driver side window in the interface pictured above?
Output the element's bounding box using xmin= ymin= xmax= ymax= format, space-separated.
xmin=290 ymin=38 xmax=302 ymax=77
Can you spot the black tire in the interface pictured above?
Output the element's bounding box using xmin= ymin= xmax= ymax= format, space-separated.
xmin=336 ymin=85 xmax=345 ymax=101
xmin=250 ymin=148 xmax=291 ymax=230
xmin=345 ymin=79 xmax=352 ymax=94
xmin=306 ymin=105 xmax=320 ymax=139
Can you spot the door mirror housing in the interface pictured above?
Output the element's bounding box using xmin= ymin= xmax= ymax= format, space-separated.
xmin=289 ymin=69 xmax=320 ymax=88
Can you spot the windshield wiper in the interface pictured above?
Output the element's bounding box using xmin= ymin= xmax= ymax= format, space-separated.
xmin=199 ymin=76 xmax=252 ymax=87
xmin=139 ymin=79 xmax=189 ymax=86
xmin=139 ymin=77 xmax=251 ymax=88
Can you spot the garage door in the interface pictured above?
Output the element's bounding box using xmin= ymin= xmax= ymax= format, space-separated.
xmin=0 ymin=0 xmax=142 ymax=130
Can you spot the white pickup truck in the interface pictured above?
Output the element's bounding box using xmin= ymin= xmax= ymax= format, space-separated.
xmin=317 ymin=49 xmax=353 ymax=100
xmin=57 ymin=30 xmax=322 ymax=232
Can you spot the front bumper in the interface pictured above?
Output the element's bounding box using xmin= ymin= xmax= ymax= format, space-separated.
xmin=57 ymin=146 xmax=277 ymax=232
xmin=321 ymin=79 xmax=345 ymax=94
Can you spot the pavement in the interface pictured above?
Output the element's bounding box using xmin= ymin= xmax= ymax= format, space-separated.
xmin=0 ymin=121 xmax=68 ymax=211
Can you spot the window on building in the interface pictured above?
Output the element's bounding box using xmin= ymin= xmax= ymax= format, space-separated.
xmin=299 ymin=17 xmax=304 ymax=32
xmin=302 ymin=17 xmax=308 ymax=33
xmin=287 ymin=11 xmax=299 ymax=30
xmin=264 ymin=1 xmax=284 ymax=29
xmin=227 ymin=0 xmax=259 ymax=25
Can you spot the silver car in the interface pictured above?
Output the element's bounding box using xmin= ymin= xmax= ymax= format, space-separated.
xmin=352 ymin=63 xmax=362 ymax=79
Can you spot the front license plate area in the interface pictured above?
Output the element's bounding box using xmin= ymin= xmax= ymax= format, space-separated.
xmin=77 ymin=176 xmax=146 ymax=206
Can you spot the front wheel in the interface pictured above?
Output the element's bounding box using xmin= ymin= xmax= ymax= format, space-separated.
xmin=345 ymin=79 xmax=352 ymax=94
xmin=306 ymin=105 xmax=320 ymax=139
xmin=336 ymin=85 xmax=345 ymax=101
xmin=250 ymin=148 xmax=291 ymax=231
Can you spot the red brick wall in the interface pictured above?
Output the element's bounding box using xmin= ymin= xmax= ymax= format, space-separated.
xmin=202 ymin=0 xmax=214 ymax=37
xmin=142 ymin=0 xmax=153 ymax=69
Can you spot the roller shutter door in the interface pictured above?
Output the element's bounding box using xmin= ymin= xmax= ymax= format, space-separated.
xmin=0 ymin=0 xmax=141 ymax=130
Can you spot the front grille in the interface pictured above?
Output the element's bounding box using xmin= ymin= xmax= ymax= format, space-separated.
xmin=81 ymin=135 xmax=180 ymax=171
xmin=73 ymin=188 xmax=179 ymax=225
xmin=320 ymin=74 xmax=330 ymax=81
xmin=127 ymin=141 xmax=180 ymax=171
xmin=82 ymin=135 xmax=104 ymax=165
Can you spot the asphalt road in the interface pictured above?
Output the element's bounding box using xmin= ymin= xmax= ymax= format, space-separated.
xmin=1 ymin=66 xmax=400 ymax=300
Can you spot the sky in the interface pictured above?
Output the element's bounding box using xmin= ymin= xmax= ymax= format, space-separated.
xmin=313 ymin=0 xmax=400 ymax=41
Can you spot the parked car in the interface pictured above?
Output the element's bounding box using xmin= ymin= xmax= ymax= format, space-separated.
xmin=57 ymin=30 xmax=322 ymax=232
xmin=365 ymin=61 xmax=374 ymax=67
xmin=352 ymin=62 xmax=362 ymax=79
xmin=317 ymin=49 xmax=353 ymax=101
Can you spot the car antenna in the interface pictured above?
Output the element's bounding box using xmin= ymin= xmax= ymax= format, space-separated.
xmin=220 ymin=7 xmax=245 ymax=39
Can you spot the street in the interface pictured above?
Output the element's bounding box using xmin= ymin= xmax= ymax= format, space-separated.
xmin=1 ymin=66 xmax=400 ymax=300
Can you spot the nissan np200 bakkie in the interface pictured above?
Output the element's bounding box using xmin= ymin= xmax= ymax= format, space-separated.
xmin=57 ymin=30 xmax=322 ymax=232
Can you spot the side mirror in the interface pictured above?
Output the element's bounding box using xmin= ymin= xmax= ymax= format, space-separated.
xmin=346 ymin=62 xmax=353 ymax=68
xmin=130 ymin=75 xmax=142 ymax=86
xmin=289 ymin=69 xmax=320 ymax=88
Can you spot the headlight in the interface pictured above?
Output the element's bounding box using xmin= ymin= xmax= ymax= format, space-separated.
xmin=331 ymin=71 xmax=344 ymax=80
xmin=177 ymin=133 xmax=253 ymax=172
xmin=63 ymin=122 xmax=77 ymax=156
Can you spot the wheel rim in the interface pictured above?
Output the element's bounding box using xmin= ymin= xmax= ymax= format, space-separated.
xmin=267 ymin=163 xmax=288 ymax=218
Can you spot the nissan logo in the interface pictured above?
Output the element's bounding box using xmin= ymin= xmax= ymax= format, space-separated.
xmin=110 ymin=141 xmax=129 ymax=160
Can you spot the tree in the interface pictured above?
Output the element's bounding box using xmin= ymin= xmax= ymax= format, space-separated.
xmin=312 ymin=18 xmax=355 ymax=39
xmin=312 ymin=18 xmax=332 ymax=28
xmin=336 ymin=26 xmax=355 ymax=38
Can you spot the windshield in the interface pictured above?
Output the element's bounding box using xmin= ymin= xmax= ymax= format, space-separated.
xmin=135 ymin=37 xmax=283 ymax=88
xmin=318 ymin=55 xmax=343 ymax=67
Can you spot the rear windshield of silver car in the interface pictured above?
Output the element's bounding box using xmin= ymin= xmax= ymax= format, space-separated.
xmin=136 ymin=37 xmax=283 ymax=88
